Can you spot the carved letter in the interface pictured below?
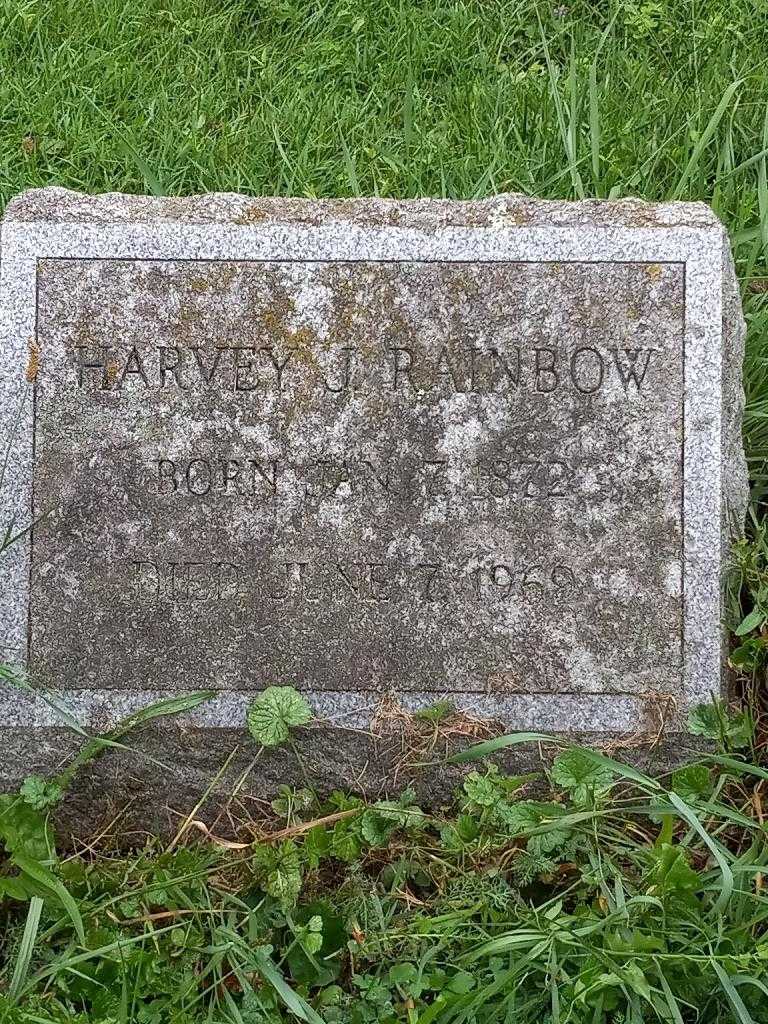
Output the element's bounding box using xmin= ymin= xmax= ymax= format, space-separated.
xmin=534 ymin=348 xmax=559 ymax=393
xmin=390 ymin=347 xmax=414 ymax=391
xmin=133 ymin=560 xmax=160 ymax=601
xmin=233 ymin=347 xmax=259 ymax=391
xmin=220 ymin=459 xmax=243 ymax=494
xmin=157 ymin=459 xmax=179 ymax=494
xmin=116 ymin=346 xmax=149 ymax=389
xmin=335 ymin=562 xmax=362 ymax=597
xmin=74 ymin=345 xmax=111 ymax=389
xmin=363 ymin=459 xmax=390 ymax=493
xmin=419 ymin=562 xmax=446 ymax=601
xmin=368 ymin=563 xmax=391 ymax=602
xmin=186 ymin=458 xmax=212 ymax=496
xmin=570 ymin=346 xmax=605 ymax=394
xmin=159 ymin=346 xmax=185 ymax=387
xmin=191 ymin=347 xmax=225 ymax=385
xmin=260 ymin=347 xmax=293 ymax=390
xmin=324 ymin=347 xmax=357 ymax=393
xmin=489 ymin=347 xmax=521 ymax=388
xmin=249 ymin=459 xmax=279 ymax=496
xmin=611 ymin=348 xmax=656 ymax=391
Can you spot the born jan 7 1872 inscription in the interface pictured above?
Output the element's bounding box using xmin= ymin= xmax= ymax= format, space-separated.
xmin=0 ymin=191 xmax=748 ymax=744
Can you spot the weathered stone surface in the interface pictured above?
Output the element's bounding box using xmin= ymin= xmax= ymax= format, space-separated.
xmin=0 ymin=189 xmax=748 ymax=820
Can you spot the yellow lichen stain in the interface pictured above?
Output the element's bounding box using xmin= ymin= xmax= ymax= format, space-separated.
xmin=25 ymin=338 xmax=40 ymax=382
xmin=645 ymin=263 xmax=663 ymax=280
xmin=105 ymin=361 xmax=119 ymax=388
xmin=182 ymin=266 xmax=239 ymax=298
xmin=498 ymin=206 xmax=533 ymax=227
xmin=178 ymin=305 xmax=203 ymax=324
xmin=445 ymin=264 xmax=483 ymax=304
xmin=234 ymin=203 xmax=269 ymax=225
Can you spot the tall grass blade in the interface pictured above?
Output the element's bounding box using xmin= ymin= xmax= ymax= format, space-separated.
xmin=712 ymin=961 xmax=757 ymax=1024
xmin=654 ymin=964 xmax=686 ymax=1024
xmin=12 ymin=852 xmax=84 ymax=943
xmin=339 ymin=134 xmax=361 ymax=196
xmin=56 ymin=689 xmax=215 ymax=789
xmin=118 ymin=139 xmax=167 ymax=197
xmin=251 ymin=948 xmax=325 ymax=1024
xmin=448 ymin=732 xmax=555 ymax=763
xmin=588 ymin=61 xmax=600 ymax=192
xmin=668 ymin=792 xmax=733 ymax=913
xmin=673 ymin=79 xmax=742 ymax=199
xmin=538 ymin=17 xmax=584 ymax=199
xmin=759 ymin=102 xmax=768 ymax=249
xmin=8 ymin=896 xmax=43 ymax=1003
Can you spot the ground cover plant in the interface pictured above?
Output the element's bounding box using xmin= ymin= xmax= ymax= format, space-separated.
xmin=0 ymin=694 xmax=766 ymax=1022
xmin=5 ymin=0 xmax=768 ymax=1021
xmin=3 ymin=691 xmax=768 ymax=1023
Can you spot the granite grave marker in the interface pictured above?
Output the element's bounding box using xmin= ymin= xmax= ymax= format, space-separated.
xmin=0 ymin=189 xmax=749 ymax=793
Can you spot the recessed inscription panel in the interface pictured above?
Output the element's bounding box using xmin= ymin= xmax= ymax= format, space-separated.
xmin=29 ymin=259 xmax=684 ymax=693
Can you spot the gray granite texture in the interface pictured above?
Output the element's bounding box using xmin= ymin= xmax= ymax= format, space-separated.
xmin=0 ymin=189 xmax=748 ymax=832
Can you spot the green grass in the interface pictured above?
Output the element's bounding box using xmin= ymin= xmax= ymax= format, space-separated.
xmin=6 ymin=2 xmax=768 ymax=1021
xmin=0 ymin=0 xmax=765 ymax=208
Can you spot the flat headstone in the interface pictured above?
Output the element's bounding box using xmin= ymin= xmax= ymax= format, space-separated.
xmin=0 ymin=189 xmax=748 ymax=806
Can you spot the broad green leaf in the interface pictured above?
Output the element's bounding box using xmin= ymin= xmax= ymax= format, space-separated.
xmin=0 ymin=796 xmax=53 ymax=861
xmin=361 ymin=809 xmax=396 ymax=846
xmin=645 ymin=843 xmax=701 ymax=898
xmin=735 ymin=606 xmax=764 ymax=635
xmin=330 ymin=821 xmax=361 ymax=863
xmin=463 ymin=770 xmax=501 ymax=807
xmin=687 ymin=700 xmax=753 ymax=749
xmin=447 ymin=971 xmax=476 ymax=994
xmin=19 ymin=776 xmax=63 ymax=811
xmin=688 ymin=703 xmax=723 ymax=740
xmin=287 ymin=901 xmax=345 ymax=986
xmin=389 ymin=963 xmax=418 ymax=989
xmin=670 ymin=763 xmax=712 ymax=801
xmin=247 ymin=687 xmax=312 ymax=747
xmin=495 ymin=800 xmax=572 ymax=852
xmin=302 ymin=826 xmax=331 ymax=869
xmin=557 ymin=747 xmax=659 ymax=790
xmin=551 ymin=748 xmax=616 ymax=801
xmin=253 ymin=840 xmax=302 ymax=910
